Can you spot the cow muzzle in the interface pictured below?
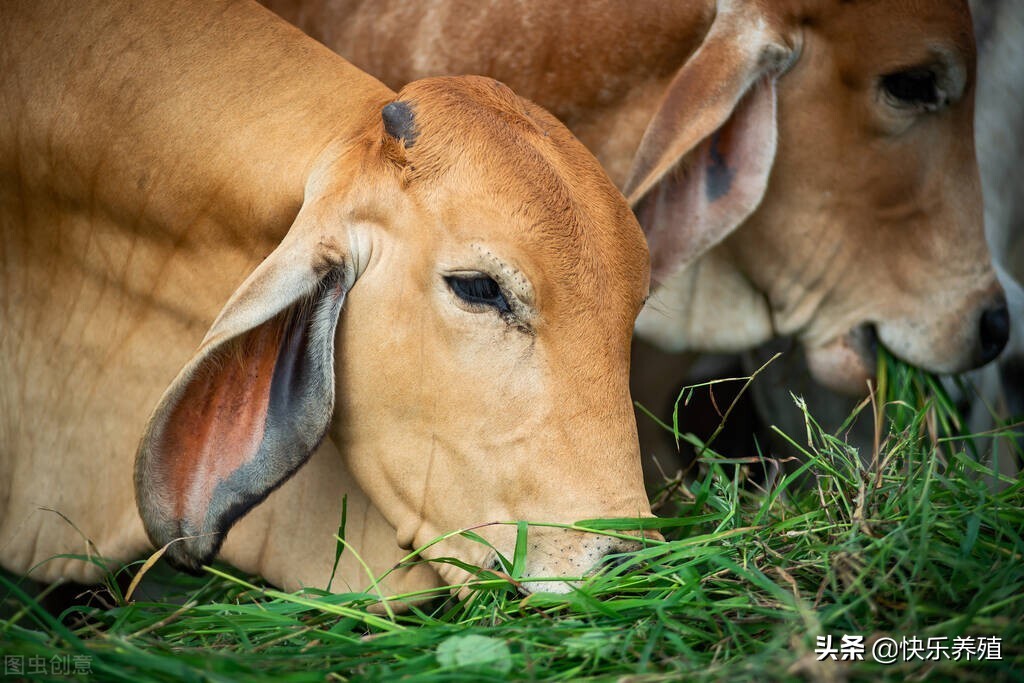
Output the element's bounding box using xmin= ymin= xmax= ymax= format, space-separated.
xmin=806 ymin=292 xmax=1011 ymax=395
xmin=510 ymin=527 xmax=664 ymax=595
xmin=436 ymin=526 xmax=664 ymax=596
xmin=876 ymin=289 xmax=1011 ymax=376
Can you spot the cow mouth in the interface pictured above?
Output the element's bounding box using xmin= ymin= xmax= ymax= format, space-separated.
xmin=804 ymin=323 xmax=880 ymax=395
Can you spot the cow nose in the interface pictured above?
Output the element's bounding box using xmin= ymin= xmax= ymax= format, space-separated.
xmin=978 ymin=301 xmax=1010 ymax=365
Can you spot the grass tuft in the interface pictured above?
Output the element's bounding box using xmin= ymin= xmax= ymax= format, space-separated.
xmin=2 ymin=351 xmax=1022 ymax=681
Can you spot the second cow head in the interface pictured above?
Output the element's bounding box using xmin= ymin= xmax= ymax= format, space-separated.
xmin=630 ymin=0 xmax=1006 ymax=392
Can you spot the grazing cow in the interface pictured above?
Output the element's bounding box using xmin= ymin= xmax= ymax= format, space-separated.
xmin=704 ymin=0 xmax=1024 ymax=482
xmin=0 ymin=0 xmax=658 ymax=596
xmin=263 ymin=0 xmax=1008 ymax=483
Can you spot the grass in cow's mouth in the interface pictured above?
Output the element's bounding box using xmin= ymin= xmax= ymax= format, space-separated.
xmin=2 ymin=353 xmax=1022 ymax=681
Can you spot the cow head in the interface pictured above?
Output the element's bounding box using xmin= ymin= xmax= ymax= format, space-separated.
xmin=135 ymin=76 xmax=657 ymax=593
xmin=630 ymin=0 xmax=1007 ymax=394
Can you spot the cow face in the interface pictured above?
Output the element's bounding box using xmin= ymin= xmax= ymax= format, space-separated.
xmin=632 ymin=0 xmax=1006 ymax=394
xmin=135 ymin=76 xmax=657 ymax=593
xmin=333 ymin=79 xmax=657 ymax=590
xmin=732 ymin=0 xmax=1006 ymax=392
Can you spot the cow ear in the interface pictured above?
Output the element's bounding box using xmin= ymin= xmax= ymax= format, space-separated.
xmin=623 ymin=3 xmax=797 ymax=284
xmin=134 ymin=177 xmax=363 ymax=573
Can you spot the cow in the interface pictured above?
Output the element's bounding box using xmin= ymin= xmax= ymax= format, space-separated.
xmin=262 ymin=0 xmax=1009 ymax=485
xmin=0 ymin=0 xmax=659 ymax=598
xmin=652 ymin=0 xmax=1024 ymax=485
xmin=734 ymin=0 xmax=1024 ymax=483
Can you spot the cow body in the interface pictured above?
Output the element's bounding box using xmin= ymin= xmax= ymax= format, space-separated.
xmin=1 ymin=0 xmax=373 ymax=587
xmin=264 ymin=0 xmax=1008 ymax=483
xmin=0 ymin=0 xmax=656 ymax=596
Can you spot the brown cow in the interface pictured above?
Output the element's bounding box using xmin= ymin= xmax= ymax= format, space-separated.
xmin=264 ymin=0 xmax=1009 ymax=482
xmin=713 ymin=0 xmax=1024 ymax=485
xmin=0 ymin=0 xmax=657 ymax=597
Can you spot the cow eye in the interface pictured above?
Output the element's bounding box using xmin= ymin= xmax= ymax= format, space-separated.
xmin=880 ymin=68 xmax=942 ymax=110
xmin=445 ymin=275 xmax=511 ymax=314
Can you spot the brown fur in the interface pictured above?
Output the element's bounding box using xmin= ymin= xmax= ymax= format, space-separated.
xmin=0 ymin=0 xmax=656 ymax=597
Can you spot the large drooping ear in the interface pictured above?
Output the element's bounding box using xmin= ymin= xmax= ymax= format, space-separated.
xmin=132 ymin=121 xmax=406 ymax=572
xmin=134 ymin=98 xmax=420 ymax=573
xmin=133 ymin=199 xmax=355 ymax=572
xmin=623 ymin=0 xmax=798 ymax=284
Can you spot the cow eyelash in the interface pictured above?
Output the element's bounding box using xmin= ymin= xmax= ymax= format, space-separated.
xmin=880 ymin=68 xmax=944 ymax=111
xmin=445 ymin=275 xmax=512 ymax=314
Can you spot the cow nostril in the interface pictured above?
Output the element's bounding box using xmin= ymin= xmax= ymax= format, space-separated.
xmin=979 ymin=303 xmax=1010 ymax=365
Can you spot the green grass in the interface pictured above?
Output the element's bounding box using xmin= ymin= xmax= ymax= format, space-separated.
xmin=2 ymin=353 xmax=1022 ymax=681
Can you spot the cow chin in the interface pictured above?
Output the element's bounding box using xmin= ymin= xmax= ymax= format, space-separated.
xmin=804 ymin=324 xmax=878 ymax=396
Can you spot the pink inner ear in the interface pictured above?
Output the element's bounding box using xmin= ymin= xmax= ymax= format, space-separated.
xmin=637 ymin=77 xmax=778 ymax=286
xmin=161 ymin=318 xmax=285 ymax=523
